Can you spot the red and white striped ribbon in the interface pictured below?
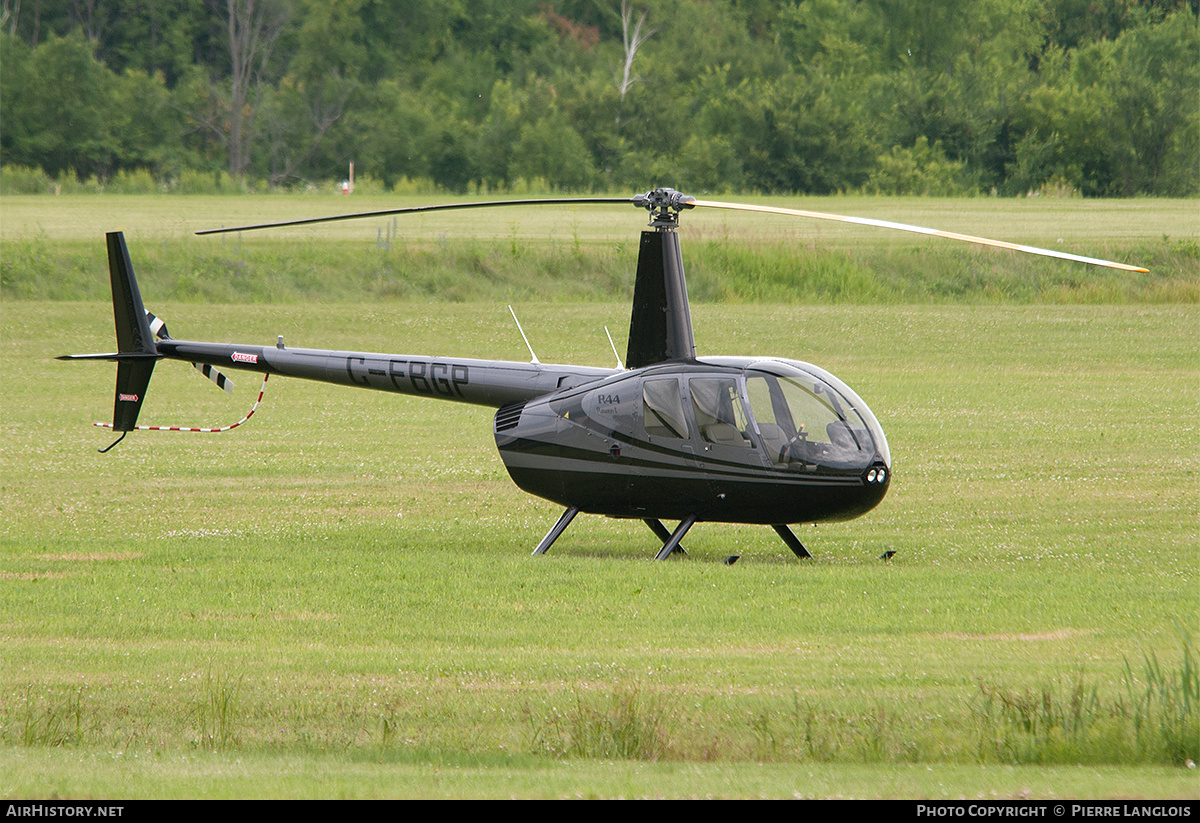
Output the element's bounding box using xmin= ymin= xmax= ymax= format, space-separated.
xmin=95 ymin=374 xmax=269 ymax=433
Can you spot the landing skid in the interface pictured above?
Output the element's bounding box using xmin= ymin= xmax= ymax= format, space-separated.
xmin=531 ymin=511 xmax=814 ymax=562
xmin=531 ymin=510 xmax=696 ymax=560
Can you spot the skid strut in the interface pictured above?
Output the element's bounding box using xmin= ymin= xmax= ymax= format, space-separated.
xmin=532 ymin=506 xmax=579 ymax=556
xmin=654 ymin=515 xmax=697 ymax=561
xmin=644 ymin=518 xmax=688 ymax=557
xmin=772 ymin=524 xmax=813 ymax=559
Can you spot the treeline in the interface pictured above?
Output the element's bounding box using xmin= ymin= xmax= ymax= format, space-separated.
xmin=1 ymin=0 xmax=1196 ymax=197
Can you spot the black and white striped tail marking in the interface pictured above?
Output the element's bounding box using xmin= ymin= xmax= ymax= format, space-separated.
xmin=147 ymin=311 xmax=234 ymax=394
xmin=146 ymin=311 xmax=169 ymax=339
xmin=95 ymin=374 xmax=268 ymax=433
xmin=194 ymin=362 xmax=232 ymax=393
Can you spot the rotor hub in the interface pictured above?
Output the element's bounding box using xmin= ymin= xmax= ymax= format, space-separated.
xmin=634 ymin=188 xmax=695 ymax=229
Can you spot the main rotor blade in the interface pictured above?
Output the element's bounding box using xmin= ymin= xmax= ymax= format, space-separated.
xmin=195 ymin=197 xmax=633 ymax=235
xmin=691 ymin=199 xmax=1149 ymax=273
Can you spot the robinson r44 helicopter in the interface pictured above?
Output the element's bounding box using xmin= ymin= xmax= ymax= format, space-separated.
xmin=61 ymin=189 xmax=1147 ymax=561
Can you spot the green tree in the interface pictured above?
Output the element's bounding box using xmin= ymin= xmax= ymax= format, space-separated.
xmin=106 ymin=0 xmax=212 ymax=86
xmin=865 ymin=136 xmax=976 ymax=195
xmin=0 ymin=0 xmax=1193 ymax=196
xmin=253 ymin=0 xmax=368 ymax=184
xmin=109 ymin=67 xmax=188 ymax=178
xmin=1096 ymin=10 xmax=1199 ymax=195
xmin=1012 ymin=9 xmax=1200 ymax=196
xmin=474 ymin=79 xmax=525 ymax=189
xmin=733 ymin=70 xmax=876 ymax=194
xmin=0 ymin=31 xmax=116 ymax=177
xmin=511 ymin=112 xmax=596 ymax=190
xmin=220 ymin=0 xmax=290 ymax=178
xmin=340 ymin=80 xmax=436 ymax=187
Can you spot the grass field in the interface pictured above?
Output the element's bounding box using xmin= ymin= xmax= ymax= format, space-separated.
xmin=1 ymin=194 xmax=1197 ymax=798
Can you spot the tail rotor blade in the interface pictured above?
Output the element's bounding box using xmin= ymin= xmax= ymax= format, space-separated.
xmin=146 ymin=310 xmax=170 ymax=340
xmin=192 ymin=361 xmax=234 ymax=394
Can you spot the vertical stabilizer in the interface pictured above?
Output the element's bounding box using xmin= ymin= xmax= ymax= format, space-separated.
xmin=112 ymin=360 xmax=155 ymax=431
xmin=106 ymin=232 xmax=158 ymax=430
xmin=109 ymin=232 xmax=156 ymax=356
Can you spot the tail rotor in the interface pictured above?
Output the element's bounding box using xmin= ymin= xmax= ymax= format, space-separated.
xmin=146 ymin=310 xmax=234 ymax=394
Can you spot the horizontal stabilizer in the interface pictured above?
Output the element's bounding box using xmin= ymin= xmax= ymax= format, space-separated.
xmin=57 ymin=351 xmax=159 ymax=363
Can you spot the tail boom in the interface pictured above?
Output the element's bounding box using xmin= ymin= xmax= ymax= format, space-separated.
xmin=154 ymin=339 xmax=616 ymax=409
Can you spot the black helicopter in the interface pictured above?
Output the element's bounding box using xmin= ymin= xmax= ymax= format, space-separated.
xmin=61 ymin=188 xmax=1147 ymax=561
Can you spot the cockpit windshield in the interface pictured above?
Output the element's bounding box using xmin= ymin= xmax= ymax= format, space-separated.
xmin=745 ymin=364 xmax=885 ymax=471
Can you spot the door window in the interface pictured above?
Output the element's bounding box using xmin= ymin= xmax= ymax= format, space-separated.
xmin=642 ymin=378 xmax=689 ymax=439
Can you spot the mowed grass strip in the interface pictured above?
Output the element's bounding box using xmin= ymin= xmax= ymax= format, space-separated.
xmin=1 ymin=299 xmax=1195 ymax=797
xmin=0 ymin=750 xmax=1195 ymax=800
